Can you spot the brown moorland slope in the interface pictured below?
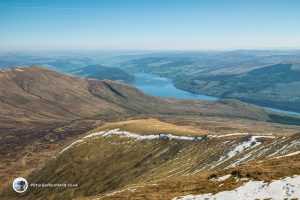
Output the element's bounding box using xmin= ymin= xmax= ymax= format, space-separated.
xmin=1 ymin=66 xmax=300 ymax=199
xmin=3 ymin=127 xmax=298 ymax=200
xmin=0 ymin=66 xmax=280 ymax=130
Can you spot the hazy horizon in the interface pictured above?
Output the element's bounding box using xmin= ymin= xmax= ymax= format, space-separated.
xmin=1 ymin=0 xmax=300 ymax=50
xmin=1 ymin=48 xmax=300 ymax=52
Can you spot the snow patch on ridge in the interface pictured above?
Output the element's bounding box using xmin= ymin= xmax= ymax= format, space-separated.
xmin=217 ymin=174 xmax=231 ymax=182
xmin=227 ymin=136 xmax=260 ymax=158
xmin=208 ymin=133 xmax=248 ymax=138
xmin=54 ymin=129 xmax=273 ymax=160
xmin=84 ymin=129 xmax=195 ymax=140
xmin=54 ymin=129 xmax=200 ymax=158
xmin=272 ymin=151 xmax=300 ymax=159
xmin=210 ymin=136 xmax=262 ymax=170
xmin=174 ymin=176 xmax=300 ymax=200
xmin=86 ymin=130 xmax=272 ymax=141
xmin=55 ymin=139 xmax=84 ymax=157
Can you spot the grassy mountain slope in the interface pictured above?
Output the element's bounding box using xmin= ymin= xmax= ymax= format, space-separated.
xmin=4 ymin=121 xmax=299 ymax=200
xmin=91 ymin=152 xmax=300 ymax=200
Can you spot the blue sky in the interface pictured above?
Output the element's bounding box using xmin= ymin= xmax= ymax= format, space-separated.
xmin=0 ymin=0 xmax=300 ymax=50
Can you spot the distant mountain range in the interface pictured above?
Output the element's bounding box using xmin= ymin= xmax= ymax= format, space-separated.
xmin=1 ymin=50 xmax=300 ymax=114
xmin=172 ymin=63 xmax=300 ymax=112
xmin=70 ymin=65 xmax=134 ymax=83
xmin=118 ymin=52 xmax=300 ymax=113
